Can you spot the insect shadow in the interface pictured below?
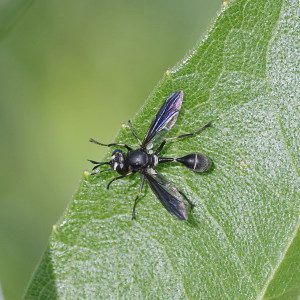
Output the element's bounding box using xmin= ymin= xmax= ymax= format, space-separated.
xmin=88 ymin=91 xmax=213 ymax=220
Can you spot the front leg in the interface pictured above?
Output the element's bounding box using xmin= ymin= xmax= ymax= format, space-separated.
xmin=107 ymin=173 xmax=131 ymax=190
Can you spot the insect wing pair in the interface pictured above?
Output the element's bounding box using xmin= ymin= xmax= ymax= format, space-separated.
xmin=89 ymin=91 xmax=211 ymax=220
xmin=141 ymin=91 xmax=187 ymax=219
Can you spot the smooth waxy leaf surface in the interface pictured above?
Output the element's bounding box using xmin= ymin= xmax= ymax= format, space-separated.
xmin=25 ymin=0 xmax=300 ymax=298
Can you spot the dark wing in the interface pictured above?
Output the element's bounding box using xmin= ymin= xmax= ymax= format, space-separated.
xmin=144 ymin=169 xmax=187 ymax=220
xmin=142 ymin=91 xmax=183 ymax=149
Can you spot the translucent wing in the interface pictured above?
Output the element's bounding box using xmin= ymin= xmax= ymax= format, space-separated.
xmin=142 ymin=91 xmax=183 ymax=149
xmin=144 ymin=169 xmax=187 ymax=220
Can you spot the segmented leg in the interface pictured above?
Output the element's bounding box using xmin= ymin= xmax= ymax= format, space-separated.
xmin=127 ymin=120 xmax=142 ymax=145
xmin=155 ymin=122 xmax=212 ymax=155
xmin=87 ymin=160 xmax=111 ymax=175
xmin=89 ymin=138 xmax=132 ymax=151
xmin=107 ymin=175 xmax=126 ymax=190
xmin=106 ymin=172 xmax=132 ymax=190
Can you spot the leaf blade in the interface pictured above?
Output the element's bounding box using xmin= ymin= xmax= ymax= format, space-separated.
xmin=25 ymin=0 xmax=300 ymax=299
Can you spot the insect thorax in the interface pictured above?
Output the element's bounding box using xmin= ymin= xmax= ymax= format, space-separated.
xmin=127 ymin=149 xmax=158 ymax=171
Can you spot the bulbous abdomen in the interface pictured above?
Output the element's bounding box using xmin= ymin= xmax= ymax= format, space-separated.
xmin=176 ymin=153 xmax=212 ymax=172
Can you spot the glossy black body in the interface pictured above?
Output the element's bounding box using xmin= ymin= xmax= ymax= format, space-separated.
xmin=126 ymin=150 xmax=155 ymax=171
xmin=89 ymin=91 xmax=212 ymax=220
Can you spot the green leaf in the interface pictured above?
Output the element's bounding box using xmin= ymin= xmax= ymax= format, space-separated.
xmin=25 ymin=0 xmax=299 ymax=298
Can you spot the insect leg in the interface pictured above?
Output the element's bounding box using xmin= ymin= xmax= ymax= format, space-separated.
xmin=168 ymin=121 xmax=212 ymax=141
xmin=154 ymin=122 xmax=211 ymax=155
xmin=127 ymin=120 xmax=142 ymax=145
xmin=178 ymin=190 xmax=195 ymax=209
xmin=107 ymin=175 xmax=126 ymax=190
xmin=154 ymin=140 xmax=166 ymax=155
xmin=89 ymin=138 xmax=132 ymax=151
xmin=132 ymin=174 xmax=145 ymax=220
xmin=106 ymin=172 xmax=132 ymax=190
xmin=87 ymin=160 xmax=110 ymax=174
xmin=88 ymin=160 xmax=110 ymax=166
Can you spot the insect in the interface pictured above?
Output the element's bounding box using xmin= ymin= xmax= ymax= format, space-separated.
xmin=88 ymin=91 xmax=212 ymax=220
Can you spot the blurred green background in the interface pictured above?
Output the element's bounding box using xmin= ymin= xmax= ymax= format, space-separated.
xmin=0 ymin=1 xmax=220 ymax=299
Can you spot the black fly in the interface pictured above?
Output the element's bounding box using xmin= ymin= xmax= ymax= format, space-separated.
xmin=89 ymin=91 xmax=212 ymax=220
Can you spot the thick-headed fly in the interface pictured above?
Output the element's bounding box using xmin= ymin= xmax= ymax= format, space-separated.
xmin=89 ymin=91 xmax=212 ymax=220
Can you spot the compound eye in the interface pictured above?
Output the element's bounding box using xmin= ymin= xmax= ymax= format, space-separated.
xmin=112 ymin=149 xmax=122 ymax=155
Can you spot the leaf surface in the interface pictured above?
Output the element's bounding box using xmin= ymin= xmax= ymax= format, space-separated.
xmin=25 ymin=0 xmax=300 ymax=299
